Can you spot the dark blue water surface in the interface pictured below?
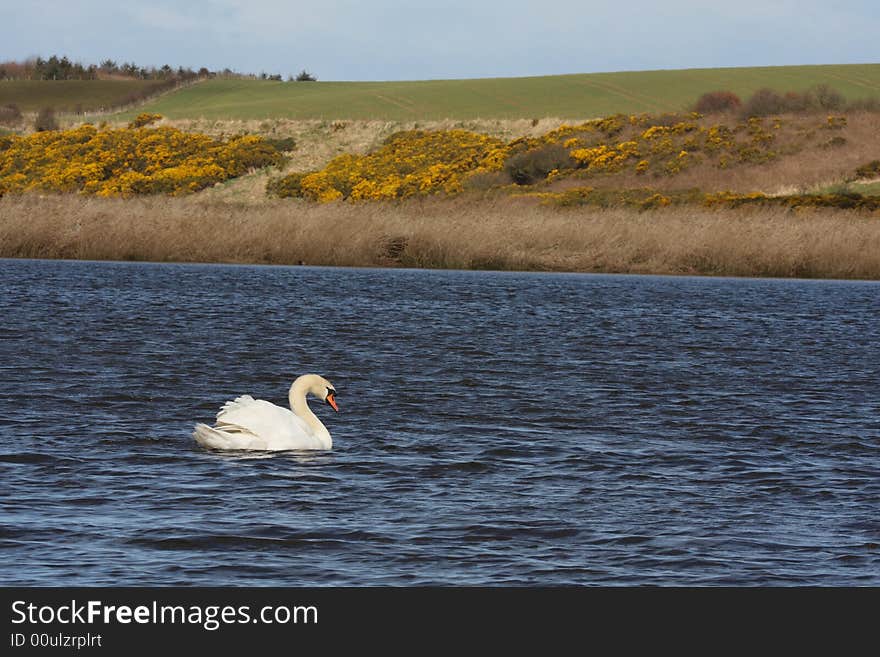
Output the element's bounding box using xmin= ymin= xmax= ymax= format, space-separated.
xmin=1 ymin=259 xmax=878 ymax=585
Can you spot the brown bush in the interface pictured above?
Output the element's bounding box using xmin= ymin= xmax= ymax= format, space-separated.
xmin=742 ymin=85 xmax=849 ymax=117
xmin=741 ymin=89 xmax=788 ymax=117
xmin=694 ymin=91 xmax=742 ymax=114
xmin=806 ymin=84 xmax=846 ymax=111
xmin=782 ymin=91 xmax=809 ymax=112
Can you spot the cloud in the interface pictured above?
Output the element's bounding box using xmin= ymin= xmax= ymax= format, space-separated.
xmin=123 ymin=6 xmax=204 ymax=32
xmin=3 ymin=0 xmax=878 ymax=80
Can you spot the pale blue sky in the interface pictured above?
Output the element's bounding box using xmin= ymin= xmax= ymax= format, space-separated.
xmin=4 ymin=0 xmax=879 ymax=80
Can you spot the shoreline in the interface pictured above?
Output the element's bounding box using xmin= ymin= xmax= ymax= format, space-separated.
xmin=2 ymin=194 xmax=879 ymax=281
xmin=5 ymin=256 xmax=880 ymax=286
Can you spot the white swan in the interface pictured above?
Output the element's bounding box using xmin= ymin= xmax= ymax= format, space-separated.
xmin=193 ymin=374 xmax=338 ymax=451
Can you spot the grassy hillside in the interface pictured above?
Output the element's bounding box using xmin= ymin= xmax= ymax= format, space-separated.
xmin=110 ymin=64 xmax=880 ymax=121
xmin=0 ymin=79 xmax=174 ymax=113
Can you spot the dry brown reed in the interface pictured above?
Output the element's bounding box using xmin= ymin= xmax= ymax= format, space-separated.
xmin=2 ymin=193 xmax=880 ymax=280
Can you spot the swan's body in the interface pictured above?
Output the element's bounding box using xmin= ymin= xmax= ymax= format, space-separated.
xmin=193 ymin=374 xmax=338 ymax=451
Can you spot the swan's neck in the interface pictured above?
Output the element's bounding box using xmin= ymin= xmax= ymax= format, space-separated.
xmin=290 ymin=381 xmax=331 ymax=444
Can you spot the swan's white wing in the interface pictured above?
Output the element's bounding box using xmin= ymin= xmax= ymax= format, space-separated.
xmin=217 ymin=395 xmax=256 ymax=419
xmin=215 ymin=397 xmax=310 ymax=441
xmin=194 ymin=423 xmax=270 ymax=450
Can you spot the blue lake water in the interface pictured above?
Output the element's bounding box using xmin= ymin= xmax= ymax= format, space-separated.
xmin=1 ymin=258 xmax=878 ymax=585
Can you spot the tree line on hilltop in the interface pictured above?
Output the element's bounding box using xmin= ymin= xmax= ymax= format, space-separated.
xmin=0 ymin=55 xmax=317 ymax=83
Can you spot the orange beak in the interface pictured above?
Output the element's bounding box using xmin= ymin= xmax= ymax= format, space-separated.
xmin=326 ymin=392 xmax=339 ymax=412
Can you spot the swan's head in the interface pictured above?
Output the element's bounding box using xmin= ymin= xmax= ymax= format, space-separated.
xmin=297 ymin=374 xmax=338 ymax=412
xmin=324 ymin=384 xmax=339 ymax=412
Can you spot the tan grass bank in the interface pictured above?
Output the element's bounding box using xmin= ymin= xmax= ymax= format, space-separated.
xmin=1 ymin=194 xmax=879 ymax=280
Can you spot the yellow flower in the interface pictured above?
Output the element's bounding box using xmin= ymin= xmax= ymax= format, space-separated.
xmin=0 ymin=123 xmax=283 ymax=196
xmin=270 ymin=129 xmax=508 ymax=202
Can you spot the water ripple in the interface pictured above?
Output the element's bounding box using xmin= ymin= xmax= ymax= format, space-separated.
xmin=2 ymin=260 xmax=879 ymax=585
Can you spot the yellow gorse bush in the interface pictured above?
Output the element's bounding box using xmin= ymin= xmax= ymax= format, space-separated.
xmin=128 ymin=113 xmax=164 ymax=129
xmin=265 ymin=113 xmax=847 ymax=202
xmin=502 ymin=112 xmax=835 ymax=182
xmin=268 ymin=129 xmax=509 ymax=201
xmin=0 ymin=124 xmax=283 ymax=196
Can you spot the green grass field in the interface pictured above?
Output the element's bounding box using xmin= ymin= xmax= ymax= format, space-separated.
xmin=109 ymin=64 xmax=880 ymax=121
xmin=0 ymin=79 xmax=172 ymax=113
xmin=2 ymin=64 xmax=879 ymax=121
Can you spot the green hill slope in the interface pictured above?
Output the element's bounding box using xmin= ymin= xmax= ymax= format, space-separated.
xmin=118 ymin=64 xmax=880 ymax=120
xmin=0 ymin=80 xmax=176 ymax=113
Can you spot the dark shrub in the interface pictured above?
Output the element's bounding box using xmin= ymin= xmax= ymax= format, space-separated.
xmin=805 ymin=84 xmax=845 ymax=111
xmin=295 ymin=70 xmax=317 ymax=82
xmin=382 ymin=236 xmax=408 ymax=262
xmin=854 ymin=160 xmax=880 ymax=179
xmin=265 ymin=137 xmax=297 ymax=152
xmin=742 ymin=85 xmax=848 ymax=116
xmin=504 ymin=143 xmax=575 ymax=185
xmin=267 ymin=172 xmax=307 ymax=198
xmin=694 ymin=91 xmax=742 ymax=114
xmin=35 ymin=107 xmax=58 ymax=131
xmin=741 ymin=88 xmax=787 ymax=117
xmin=223 ymin=139 xmax=284 ymax=176
xmin=649 ymin=112 xmax=686 ymax=127
xmin=463 ymin=170 xmax=508 ymax=191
